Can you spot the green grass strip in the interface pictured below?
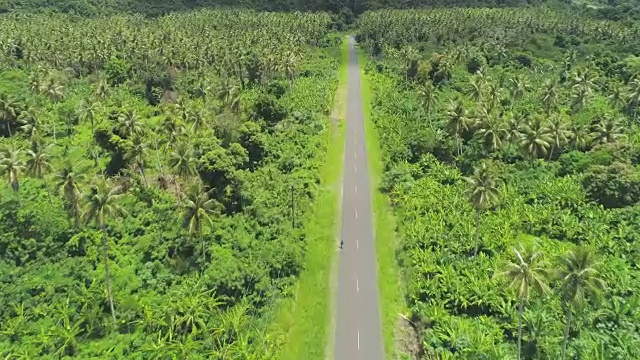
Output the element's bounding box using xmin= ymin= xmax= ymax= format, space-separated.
xmin=357 ymin=47 xmax=404 ymax=360
xmin=279 ymin=36 xmax=349 ymax=360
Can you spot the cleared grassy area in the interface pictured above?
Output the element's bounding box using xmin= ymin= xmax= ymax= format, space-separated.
xmin=357 ymin=48 xmax=404 ymax=360
xmin=323 ymin=35 xmax=350 ymax=360
xmin=278 ymin=36 xmax=349 ymax=360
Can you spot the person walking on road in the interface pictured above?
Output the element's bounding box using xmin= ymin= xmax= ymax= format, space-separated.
xmin=340 ymin=238 xmax=344 ymax=249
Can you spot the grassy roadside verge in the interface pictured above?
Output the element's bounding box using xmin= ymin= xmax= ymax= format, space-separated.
xmin=278 ymin=36 xmax=349 ymax=360
xmin=357 ymin=48 xmax=405 ymax=360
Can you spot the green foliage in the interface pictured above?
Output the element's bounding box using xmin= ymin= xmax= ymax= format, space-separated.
xmin=253 ymin=94 xmax=288 ymax=127
xmin=582 ymin=162 xmax=640 ymax=208
xmin=104 ymin=57 xmax=132 ymax=86
xmin=0 ymin=9 xmax=339 ymax=358
xmin=3 ymin=0 xmax=639 ymax=22
xmin=359 ymin=7 xmax=640 ymax=359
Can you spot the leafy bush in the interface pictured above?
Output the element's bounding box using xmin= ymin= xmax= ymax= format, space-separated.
xmin=0 ymin=9 xmax=338 ymax=358
xmin=358 ymin=7 xmax=640 ymax=358
xmin=253 ymin=94 xmax=288 ymax=127
xmin=582 ymin=162 xmax=640 ymax=208
xmin=104 ymin=57 xmax=132 ymax=86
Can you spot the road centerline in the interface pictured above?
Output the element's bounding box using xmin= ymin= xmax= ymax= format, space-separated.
xmin=334 ymin=35 xmax=384 ymax=360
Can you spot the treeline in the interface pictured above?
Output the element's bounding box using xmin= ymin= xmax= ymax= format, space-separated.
xmin=0 ymin=0 xmax=331 ymax=17
xmin=3 ymin=0 xmax=635 ymax=20
xmin=3 ymin=0 xmax=640 ymax=26
xmin=0 ymin=10 xmax=341 ymax=358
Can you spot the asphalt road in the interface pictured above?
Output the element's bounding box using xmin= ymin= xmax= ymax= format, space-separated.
xmin=334 ymin=36 xmax=384 ymax=360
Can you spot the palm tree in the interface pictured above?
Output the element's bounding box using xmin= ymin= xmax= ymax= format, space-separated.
xmin=43 ymin=112 xmax=59 ymax=144
xmin=520 ymin=118 xmax=552 ymax=160
xmin=0 ymin=93 xmax=19 ymax=137
xmin=399 ymin=45 xmax=419 ymax=82
xmin=541 ymin=80 xmax=558 ymax=115
xmin=171 ymin=276 xmax=222 ymax=335
xmin=590 ymin=117 xmax=624 ymax=145
xmin=475 ymin=112 xmax=505 ymax=154
xmin=434 ymin=54 xmax=453 ymax=84
xmin=117 ymin=110 xmax=143 ymax=139
xmin=571 ymin=68 xmax=596 ymax=93
xmin=497 ymin=245 xmax=549 ymax=360
xmin=26 ymin=143 xmax=53 ymax=178
xmin=467 ymin=75 xmax=485 ymax=102
xmin=28 ymin=71 xmax=44 ymax=94
xmin=175 ymin=97 xmax=192 ymax=124
xmin=26 ymin=142 xmax=54 ymax=203
xmin=521 ymin=310 xmax=549 ymax=358
xmin=570 ymin=86 xmax=590 ymax=114
xmin=505 ymin=115 xmax=523 ymax=144
xmin=544 ymin=115 xmax=571 ymax=160
xmin=190 ymin=107 xmax=209 ymax=133
xmin=161 ymin=112 xmax=187 ymax=152
xmin=283 ymin=50 xmax=299 ymax=82
xmin=83 ymin=178 xmax=126 ymax=322
xmin=569 ymin=123 xmax=591 ymax=150
xmin=494 ymin=44 xmax=508 ymax=63
xmin=181 ymin=182 xmax=218 ymax=261
xmin=608 ymin=85 xmax=626 ymax=110
xmin=94 ymin=79 xmax=110 ymax=100
xmin=445 ymin=99 xmax=471 ymax=157
xmin=509 ymin=75 xmax=530 ymax=101
xmin=44 ymin=78 xmax=65 ymax=103
xmin=462 ymin=162 xmax=500 ymax=256
xmin=85 ymin=140 xmax=102 ymax=171
xmin=77 ymin=100 xmax=98 ymax=134
xmin=217 ymin=78 xmax=240 ymax=110
xmin=170 ymin=144 xmax=197 ymax=179
xmin=169 ymin=144 xmax=197 ymax=200
xmin=0 ymin=148 xmax=25 ymax=200
xmin=564 ymin=50 xmax=577 ymax=70
xmin=56 ymin=163 xmax=84 ymax=226
xmin=19 ymin=109 xmax=43 ymax=141
xmin=557 ymin=247 xmax=606 ymax=360
xmin=485 ymin=82 xmax=501 ymax=112
xmin=417 ymin=82 xmax=437 ymax=115
xmin=124 ymin=138 xmax=149 ymax=184
xmin=627 ymin=78 xmax=640 ymax=119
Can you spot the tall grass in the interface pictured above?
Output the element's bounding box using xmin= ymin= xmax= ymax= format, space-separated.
xmin=278 ymin=36 xmax=349 ymax=360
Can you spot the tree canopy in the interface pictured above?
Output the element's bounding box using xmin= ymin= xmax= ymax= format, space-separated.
xmin=0 ymin=9 xmax=342 ymax=358
xmin=360 ymin=7 xmax=640 ymax=359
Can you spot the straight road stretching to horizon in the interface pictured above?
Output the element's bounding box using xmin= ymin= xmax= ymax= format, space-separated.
xmin=334 ymin=36 xmax=384 ymax=360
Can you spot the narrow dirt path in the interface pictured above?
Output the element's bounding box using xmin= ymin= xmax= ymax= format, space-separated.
xmin=333 ymin=36 xmax=384 ymax=360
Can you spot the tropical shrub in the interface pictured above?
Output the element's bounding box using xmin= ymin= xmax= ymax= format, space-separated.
xmin=0 ymin=9 xmax=339 ymax=359
xmin=358 ymin=7 xmax=640 ymax=359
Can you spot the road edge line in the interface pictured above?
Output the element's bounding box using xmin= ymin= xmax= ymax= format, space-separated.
xmin=278 ymin=35 xmax=349 ymax=360
xmin=357 ymin=45 xmax=405 ymax=360
xmin=325 ymin=35 xmax=350 ymax=360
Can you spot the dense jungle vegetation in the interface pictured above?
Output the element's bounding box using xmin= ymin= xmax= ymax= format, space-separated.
xmin=0 ymin=9 xmax=342 ymax=358
xmin=3 ymin=0 xmax=640 ymax=22
xmin=357 ymin=7 xmax=640 ymax=359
